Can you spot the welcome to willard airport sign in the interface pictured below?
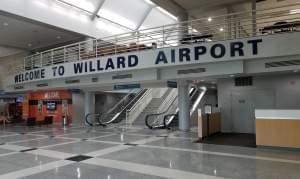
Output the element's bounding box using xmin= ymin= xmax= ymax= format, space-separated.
xmin=11 ymin=32 xmax=300 ymax=85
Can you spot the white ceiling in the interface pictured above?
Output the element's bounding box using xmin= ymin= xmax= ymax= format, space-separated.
xmin=153 ymin=0 xmax=299 ymax=18
xmin=0 ymin=13 xmax=84 ymax=52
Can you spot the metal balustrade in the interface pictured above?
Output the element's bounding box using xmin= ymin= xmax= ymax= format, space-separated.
xmin=16 ymin=3 xmax=299 ymax=74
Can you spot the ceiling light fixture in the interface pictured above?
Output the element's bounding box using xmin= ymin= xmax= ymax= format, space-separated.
xmin=156 ymin=6 xmax=178 ymax=21
xmin=229 ymin=74 xmax=235 ymax=77
xmin=208 ymin=17 xmax=212 ymax=22
xmin=3 ymin=22 xmax=8 ymax=26
xmin=219 ymin=27 xmax=224 ymax=32
xmin=289 ymin=9 xmax=300 ymax=14
xmin=27 ymin=43 xmax=32 ymax=47
xmin=293 ymin=70 xmax=299 ymax=73
xmin=56 ymin=36 xmax=61 ymax=39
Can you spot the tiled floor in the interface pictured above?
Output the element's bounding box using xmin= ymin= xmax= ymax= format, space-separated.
xmin=0 ymin=124 xmax=298 ymax=178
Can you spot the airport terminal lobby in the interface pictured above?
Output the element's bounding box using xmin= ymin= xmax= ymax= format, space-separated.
xmin=0 ymin=0 xmax=299 ymax=178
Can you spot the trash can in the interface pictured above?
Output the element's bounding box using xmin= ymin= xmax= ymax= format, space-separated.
xmin=62 ymin=115 xmax=68 ymax=127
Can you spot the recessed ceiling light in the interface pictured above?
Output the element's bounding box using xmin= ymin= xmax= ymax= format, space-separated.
xmin=3 ymin=22 xmax=8 ymax=26
xmin=229 ymin=75 xmax=235 ymax=77
xmin=219 ymin=27 xmax=224 ymax=32
xmin=208 ymin=17 xmax=212 ymax=22
xmin=27 ymin=43 xmax=32 ymax=47
xmin=293 ymin=70 xmax=299 ymax=73
xmin=56 ymin=36 xmax=61 ymax=39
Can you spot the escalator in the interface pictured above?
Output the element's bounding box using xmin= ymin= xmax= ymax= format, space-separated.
xmin=85 ymin=89 xmax=147 ymax=126
xmin=145 ymin=86 xmax=207 ymax=129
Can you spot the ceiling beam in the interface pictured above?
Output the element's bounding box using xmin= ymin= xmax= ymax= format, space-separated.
xmin=135 ymin=6 xmax=153 ymax=30
xmin=91 ymin=0 xmax=106 ymax=20
xmin=151 ymin=0 xmax=188 ymax=21
xmin=188 ymin=0 xmax=252 ymax=13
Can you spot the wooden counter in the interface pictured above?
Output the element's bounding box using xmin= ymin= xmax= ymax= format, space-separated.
xmin=198 ymin=112 xmax=221 ymax=138
xmin=255 ymin=110 xmax=300 ymax=148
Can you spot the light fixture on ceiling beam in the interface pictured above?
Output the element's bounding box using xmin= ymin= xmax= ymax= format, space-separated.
xmin=289 ymin=9 xmax=300 ymax=14
xmin=156 ymin=6 xmax=178 ymax=21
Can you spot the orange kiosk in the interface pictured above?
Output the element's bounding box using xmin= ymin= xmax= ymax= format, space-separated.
xmin=22 ymin=90 xmax=72 ymax=124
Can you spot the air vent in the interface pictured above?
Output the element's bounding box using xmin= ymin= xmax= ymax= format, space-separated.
xmin=65 ymin=79 xmax=80 ymax=84
xmin=235 ymin=76 xmax=253 ymax=86
xmin=14 ymin=86 xmax=24 ymax=90
xmin=177 ymin=68 xmax=206 ymax=75
xmin=91 ymin=77 xmax=98 ymax=82
xmin=112 ymin=74 xmax=132 ymax=80
xmin=265 ymin=60 xmax=300 ymax=68
xmin=36 ymin=83 xmax=48 ymax=87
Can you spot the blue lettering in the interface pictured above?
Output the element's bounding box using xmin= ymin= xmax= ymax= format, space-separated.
xmin=105 ymin=58 xmax=115 ymax=70
xmin=117 ymin=56 xmax=126 ymax=68
xmin=155 ymin=51 xmax=168 ymax=64
xmin=58 ymin=66 xmax=64 ymax=76
xmin=74 ymin=63 xmax=83 ymax=74
xmin=195 ymin=46 xmax=207 ymax=60
xmin=179 ymin=48 xmax=191 ymax=62
xmin=128 ymin=55 xmax=138 ymax=67
xmin=171 ymin=49 xmax=176 ymax=63
xmin=89 ymin=61 xmax=95 ymax=72
xmin=97 ymin=60 xmax=103 ymax=71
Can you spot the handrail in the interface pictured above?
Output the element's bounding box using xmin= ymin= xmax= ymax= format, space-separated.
xmin=85 ymin=113 xmax=106 ymax=127
xmin=99 ymin=89 xmax=138 ymax=122
xmin=145 ymin=87 xmax=195 ymax=129
xmin=12 ymin=3 xmax=300 ymax=74
xmin=163 ymin=86 xmax=207 ymax=128
xmin=100 ymin=89 xmax=147 ymax=124
xmin=127 ymin=88 xmax=152 ymax=112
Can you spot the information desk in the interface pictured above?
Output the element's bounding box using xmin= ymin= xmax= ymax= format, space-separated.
xmin=255 ymin=110 xmax=300 ymax=148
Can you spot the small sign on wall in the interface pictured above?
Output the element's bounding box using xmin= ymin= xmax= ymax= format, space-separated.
xmin=204 ymin=104 xmax=212 ymax=114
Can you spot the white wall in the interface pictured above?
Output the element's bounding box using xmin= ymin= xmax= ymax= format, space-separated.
xmin=218 ymin=73 xmax=300 ymax=133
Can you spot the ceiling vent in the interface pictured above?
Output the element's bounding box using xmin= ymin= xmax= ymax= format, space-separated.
xmin=36 ymin=83 xmax=48 ymax=87
xmin=265 ymin=60 xmax=300 ymax=68
xmin=65 ymin=79 xmax=80 ymax=84
xmin=112 ymin=74 xmax=132 ymax=80
xmin=235 ymin=76 xmax=253 ymax=86
xmin=91 ymin=77 xmax=98 ymax=82
xmin=14 ymin=86 xmax=24 ymax=90
xmin=177 ymin=68 xmax=206 ymax=75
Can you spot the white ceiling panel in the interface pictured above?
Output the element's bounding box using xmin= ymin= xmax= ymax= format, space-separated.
xmin=98 ymin=0 xmax=150 ymax=29
xmin=140 ymin=7 xmax=177 ymax=30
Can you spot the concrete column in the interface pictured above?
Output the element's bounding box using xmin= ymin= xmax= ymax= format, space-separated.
xmin=178 ymin=80 xmax=190 ymax=131
xmin=84 ymin=91 xmax=95 ymax=118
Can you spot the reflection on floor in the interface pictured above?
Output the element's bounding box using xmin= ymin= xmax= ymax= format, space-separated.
xmin=199 ymin=133 xmax=256 ymax=148
xmin=0 ymin=124 xmax=297 ymax=179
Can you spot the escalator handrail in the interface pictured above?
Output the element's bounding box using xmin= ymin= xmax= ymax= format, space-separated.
xmin=145 ymin=87 xmax=196 ymax=129
xmin=100 ymin=89 xmax=137 ymax=121
xmin=164 ymin=86 xmax=207 ymax=128
xmin=85 ymin=113 xmax=106 ymax=127
xmin=100 ymin=89 xmax=147 ymax=124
